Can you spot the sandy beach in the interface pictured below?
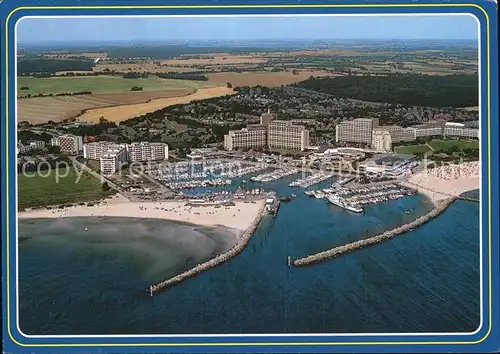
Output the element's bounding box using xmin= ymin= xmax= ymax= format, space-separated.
xmin=402 ymin=161 xmax=480 ymax=203
xmin=18 ymin=194 xmax=266 ymax=234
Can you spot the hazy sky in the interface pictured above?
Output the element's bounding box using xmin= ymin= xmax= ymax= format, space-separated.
xmin=17 ymin=15 xmax=478 ymax=44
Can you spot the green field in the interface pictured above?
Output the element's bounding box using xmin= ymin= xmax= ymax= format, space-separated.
xmin=18 ymin=167 xmax=114 ymax=209
xmin=17 ymin=75 xmax=213 ymax=95
xmin=428 ymin=139 xmax=479 ymax=151
xmin=394 ymin=144 xmax=432 ymax=155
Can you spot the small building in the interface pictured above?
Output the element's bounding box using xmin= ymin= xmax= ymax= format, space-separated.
xmin=358 ymin=153 xmax=417 ymax=178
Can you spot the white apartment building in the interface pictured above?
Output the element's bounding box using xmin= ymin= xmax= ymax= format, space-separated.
xmin=372 ymin=129 xmax=393 ymax=152
xmin=443 ymin=122 xmax=479 ymax=139
xmin=268 ymin=120 xmax=310 ymax=151
xmin=223 ymin=125 xmax=267 ymax=151
xmin=84 ymin=141 xmax=169 ymax=162
xmin=83 ymin=141 xmax=120 ymax=160
xmin=127 ymin=142 xmax=169 ymax=162
xmin=408 ymin=120 xmax=445 ymax=138
xmin=100 ymin=146 xmax=128 ymax=176
xmin=51 ymin=135 xmax=83 ymax=154
xmin=382 ymin=125 xmax=416 ymax=142
xmin=335 ymin=118 xmax=379 ymax=145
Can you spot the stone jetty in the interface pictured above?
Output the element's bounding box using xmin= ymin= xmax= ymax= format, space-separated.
xmin=293 ymin=197 xmax=457 ymax=267
xmin=149 ymin=204 xmax=266 ymax=295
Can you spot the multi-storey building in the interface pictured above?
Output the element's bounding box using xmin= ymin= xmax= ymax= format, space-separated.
xmin=335 ymin=118 xmax=379 ymax=145
xmin=99 ymin=146 xmax=128 ymax=176
xmin=260 ymin=111 xmax=276 ymax=129
xmin=224 ymin=125 xmax=267 ymax=151
xmin=151 ymin=143 xmax=169 ymax=161
xmin=443 ymin=122 xmax=479 ymax=139
xmin=382 ymin=125 xmax=416 ymax=142
xmin=268 ymin=120 xmax=310 ymax=151
xmin=126 ymin=142 xmax=169 ymax=162
xmin=408 ymin=120 xmax=445 ymax=138
xmin=84 ymin=141 xmax=168 ymax=162
xmin=372 ymin=128 xmax=393 ymax=152
xmin=51 ymin=134 xmax=83 ymax=154
xmin=83 ymin=141 xmax=119 ymax=160
xmin=29 ymin=140 xmax=46 ymax=150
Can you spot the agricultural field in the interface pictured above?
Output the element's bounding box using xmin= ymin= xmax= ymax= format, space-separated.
xmin=17 ymin=75 xmax=213 ymax=96
xmin=17 ymin=88 xmax=196 ymax=124
xmin=428 ymin=139 xmax=479 ymax=151
xmin=161 ymin=54 xmax=268 ymax=66
xmin=91 ymin=63 xmax=195 ymax=73
xmin=77 ymin=86 xmax=235 ymax=123
xmin=394 ymin=144 xmax=432 ymax=155
xmin=207 ymin=70 xmax=333 ymax=87
xmin=18 ymin=167 xmax=114 ymax=209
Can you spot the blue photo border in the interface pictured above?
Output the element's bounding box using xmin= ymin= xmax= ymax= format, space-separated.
xmin=1 ymin=1 xmax=498 ymax=352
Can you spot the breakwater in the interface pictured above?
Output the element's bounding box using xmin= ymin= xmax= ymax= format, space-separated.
xmin=293 ymin=197 xmax=457 ymax=266
xmin=149 ymin=204 xmax=266 ymax=295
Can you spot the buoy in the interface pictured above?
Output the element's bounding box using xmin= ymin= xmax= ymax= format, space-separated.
xmin=85 ymin=228 xmax=88 ymax=231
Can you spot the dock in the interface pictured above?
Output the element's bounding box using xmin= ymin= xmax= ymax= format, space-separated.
xmin=293 ymin=196 xmax=457 ymax=266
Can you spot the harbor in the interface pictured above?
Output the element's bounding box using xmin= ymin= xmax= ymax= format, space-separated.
xmin=250 ymin=168 xmax=299 ymax=183
xmin=293 ymin=196 xmax=457 ymax=266
xmin=288 ymin=172 xmax=337 ymax=188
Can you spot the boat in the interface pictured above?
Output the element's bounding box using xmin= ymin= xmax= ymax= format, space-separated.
xmin=404 ymin=210 xmax=411 ymax=214
xmin=279 ymin=195 xmax=293 ymax=202
xmin=326 ymin=195 xmax=364 ymax=213
xmin=291 ymin=193 xmax=296 ymax=198
xmin=287 ymin=256 xmax=291 ymax=267
xmin=304 ymin=191 xmax=314 ymax=197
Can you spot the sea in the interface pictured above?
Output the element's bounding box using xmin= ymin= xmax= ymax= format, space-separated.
xmin=18 ymin=174 xmax=480 ymax=335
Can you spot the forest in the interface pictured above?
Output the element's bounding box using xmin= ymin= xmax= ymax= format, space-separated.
xmin=295 ymin=74 xmax=478 ymax=107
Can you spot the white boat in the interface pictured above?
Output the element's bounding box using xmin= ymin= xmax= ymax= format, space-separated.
xmin=287 ymin=256 xmax=291 ymax=267
xmin=326 ymin=195 xmax=364 ymax=213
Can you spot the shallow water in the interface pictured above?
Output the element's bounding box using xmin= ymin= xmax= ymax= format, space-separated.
xmin=18 ymin=176 xmax=480 ymax=335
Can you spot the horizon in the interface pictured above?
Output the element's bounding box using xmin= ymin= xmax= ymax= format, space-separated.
xmin=17 ymin=15 xmax=479 ymax=46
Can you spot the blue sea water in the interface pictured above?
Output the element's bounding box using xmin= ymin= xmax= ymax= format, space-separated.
xmin=18 ymin=176 xmax=480 ymax=335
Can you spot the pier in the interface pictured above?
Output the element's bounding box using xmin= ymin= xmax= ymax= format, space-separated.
xmin=293 ymin=196 xmax=457 ymax=266
xmin=148 ymin=204 xmax=266 ymax=295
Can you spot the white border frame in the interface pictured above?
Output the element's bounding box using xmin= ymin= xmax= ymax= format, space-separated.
xmin=14 ymin=13 xmax=483 ymax=339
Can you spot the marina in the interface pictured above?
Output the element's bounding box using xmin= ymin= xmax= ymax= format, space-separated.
xmin=288 ymin=172 xmax=337 ymax=188
xmin=293 ymin=196 xmax=457 ymax=266
xmin=250 ymin=168 xmax=299 ymax=183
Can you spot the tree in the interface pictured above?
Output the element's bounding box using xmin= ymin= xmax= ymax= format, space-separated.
xmin=101 ymin=182 xmax=110 ymax=191
xmin=226 ymin=82 xmax=233 ymax=88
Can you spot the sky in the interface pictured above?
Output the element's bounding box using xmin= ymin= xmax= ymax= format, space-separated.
xmin=17 ymin=15 xmax=478 ymax=45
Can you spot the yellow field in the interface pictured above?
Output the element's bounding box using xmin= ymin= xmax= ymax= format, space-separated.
xmin=93 ymin=63 xmax=195 ymax=73
xmin=77 ymin=86 xmax=235 ymax=123
xmin=17 ymin=88 xmax=195 ymax=124
xmin=162 ymin=54 xmax=267 ymax=66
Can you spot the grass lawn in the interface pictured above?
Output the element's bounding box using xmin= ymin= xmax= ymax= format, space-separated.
xmin=428 ymin=139 xmax=479 ymax=152
xmin=18 ymin=167 xmax=114 ymax=210
xmin=17 ymin=75 xmax=213 ymax=96
xmin=394 ymin=144 xmax=432 ymax=155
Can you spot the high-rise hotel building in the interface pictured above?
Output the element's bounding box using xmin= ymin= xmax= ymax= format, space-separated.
xmin=223 ymin=125 xmax=267 ymax=151
xmin=100 ymin=146 xmax=128 ymax=176
xmin=84 ymin=141 xmax=169 ymax=176
xmin=335 ymin=118 xmax=379 ymax=145
xmin=51 ymin=134 xmax=83 ymax=154
xmin=127 ymin=142 xmax=169 ymax=162
xmin=267 ymin=120 xmax=310 ymax=151
xmin=443 ymin=122 xmax=479 ymax=139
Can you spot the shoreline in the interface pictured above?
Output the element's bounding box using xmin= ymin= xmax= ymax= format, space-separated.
xmin=400 ymin=161 xmax=479 ymax=205
xmin=18 ymin=195 xmax=266 ymax=235
xmin=149 ymin=202 xmax=266 ymax=294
